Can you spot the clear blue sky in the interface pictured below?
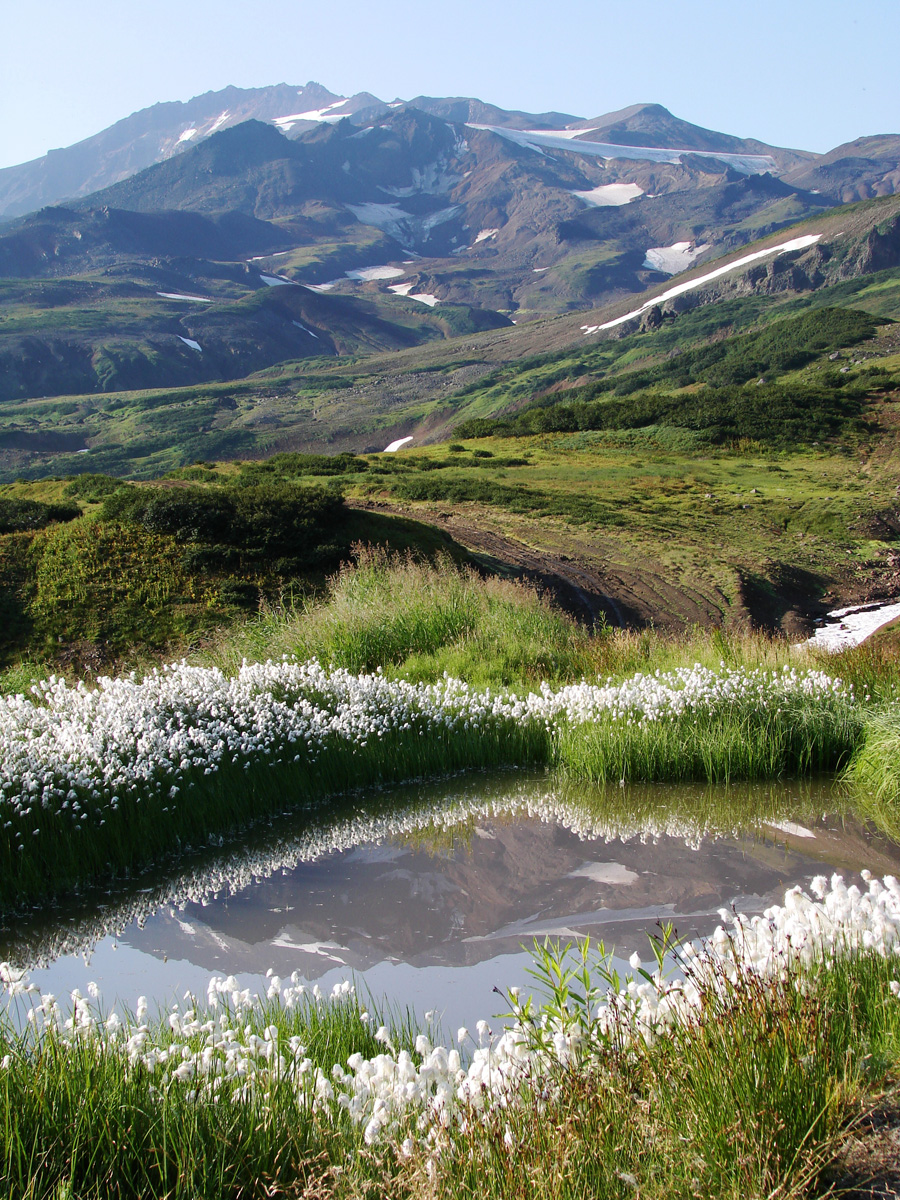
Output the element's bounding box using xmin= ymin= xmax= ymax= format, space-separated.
xmin=2 ymin=0 xmax=897 ymax=171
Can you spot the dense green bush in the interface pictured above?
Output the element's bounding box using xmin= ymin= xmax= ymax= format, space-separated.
xmin=101 ymin=481 xmax=349 ymax=571
xmin=0 ymin=497 xmax=80 ymax=533
xmin=236 ymin=451 xmax=370 ymax=481
xmin=62 ymin=472 xmax=123 ymax=502
xmin=456 ymin=307 xmax=890 ymax=446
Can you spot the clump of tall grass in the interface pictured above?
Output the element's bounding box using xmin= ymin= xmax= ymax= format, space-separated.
xmin=413 ymin=947 xmax=898 ymax=1200
xmin=208 ymin=545 xmax=598 ymax=687
xmin=205 ymin=547 xmax=900 ymax=697
xmin=844 ymin=705 xmax=900 ymax=843
xmin=0 ymin=975 xmax=391 ymax=1200
xmin=4 ymin=874 xmax=900 ymax=1199
xmin=556 ymin=667 xmax=863 ymax=783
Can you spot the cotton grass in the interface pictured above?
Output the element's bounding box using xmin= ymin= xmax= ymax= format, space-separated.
xmin=0 ymin=659 xmax=860 ymax=911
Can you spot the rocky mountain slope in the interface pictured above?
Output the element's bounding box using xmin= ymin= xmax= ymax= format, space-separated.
xmin=0 ymin=87 xmax=899 ymax=423
xmin=1 ymin=190 xmax=899 ymax=482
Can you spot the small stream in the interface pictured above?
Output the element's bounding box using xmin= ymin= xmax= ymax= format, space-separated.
xmin=4 ymin=772 xmax=897 ymax=1032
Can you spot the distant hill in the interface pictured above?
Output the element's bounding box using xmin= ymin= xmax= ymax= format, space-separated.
xmin=0 ymin=84 xmax=881 ymax=223
xmin=1 ymin=85 xmax=900 ymax=464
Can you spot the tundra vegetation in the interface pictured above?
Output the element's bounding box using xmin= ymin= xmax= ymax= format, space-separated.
xmin=2 ymin=298 xmax=900 ymax=1196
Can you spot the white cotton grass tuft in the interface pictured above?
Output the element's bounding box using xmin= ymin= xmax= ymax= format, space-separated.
xmin=0 ymin=658 xmax=853 ymax=834
xmin=3 ymin=873 xmax=900 ymax=1149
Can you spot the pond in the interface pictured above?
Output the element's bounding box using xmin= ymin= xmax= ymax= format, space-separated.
xmin=3 ymin=771 xmax=897 ymax=1032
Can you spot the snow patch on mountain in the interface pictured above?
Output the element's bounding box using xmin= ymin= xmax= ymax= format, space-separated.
xmin=247 ymin=250 xmax=294 ymax=262
xmin=260 ymin=274 xmax=297 ymax=287
xmin=469 ymin=124 xmax=777 ymax=174
xmin=157 ymin=292 xmax=212 ymax=302
xmin=347 ymin=202 xmax=460 ymax=245
xmin=801 ymin=599 xmax=900 ymax=652
xmin=379 ymin=160 xmax=462 ymax=197
xmin=643 ymin=241 xmax=711 ymax=274
xmin=570 ymin=182 xmax=644 ymax=207
xmin=384 ymin=436 xmax=414 ymax=452
xmin=178 ymin=336 xmax=202 ymax=352
xmin=409 ymin=293 xmax=440 ymax=306
xmin=388 ymin=282 xmax=415 ymax=296
xmin=273 ymin=101 xmax=349 ymax=132
xmin=345 ymin=265 xmax=406 ymax=281
xmin=346 ymin=202 xmax=410 ymax=239
xmin=177 ymin=128 xmax=198 ymax=144
xmin=474 ymin=228 xmax=500 ymax=243
xmin=292 ymin=321 xmax=319 ymax=339
xmin=581 ymin=233 xmax=823 ymax=335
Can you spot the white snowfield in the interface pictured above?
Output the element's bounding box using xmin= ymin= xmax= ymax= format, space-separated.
xmin=474 ymin=228 xmax=500 ymax=243
xmin=207 ymin=111 xmax=230 ymax=136
xmin=156 ymin=292 xmax=212 ymax=303
xmin=802 ymin=599 xmax=900 ymax=652
xmin=272 ymin=101 xmax=350 ymax=132
xmin=177 ymin=337 xmax=202 ymax=353
xmin=378 ymin=158 xmax=464 ymax=198
xmin=292 ymin=321 xmax=319 ymax=339
xmin=177 ymin=128 xmax=197 ymax=144
xmin=409 ymin=293 xmax=439 ymax=306
xmin=304 ymin=281 xmax=338 ymax=292
xmin=467 ymin=124 xmax=777 ymax=174
xmin=383 ymin=436 xmax=414 ymax=452
xmin=388 ymin=282 xmax=415 ymax=296
xmin=570 ymin=182 xmax=644 ymax=207
xmin=247 ymin=250 xmax=294 ymax=262
xmin=345 ymin=202 xmax=411 ymax=243
xmin=766 ymin=820 xmax=817 ymax=840
xmin=344 ymin=266 xmax=405 ymax=281
xmin=643 ymin=241 xmax=711 ymax=274
xmin=581 ymin=234 xmax=822 ymax=335
xmin=346 ymin=202 xmax=461 ymax=245
xmin=260 ymin=274 xmax=297 ymax=287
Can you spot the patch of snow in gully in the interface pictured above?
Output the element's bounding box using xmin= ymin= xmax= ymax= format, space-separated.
xmin=247 ymin=250 xmax=294 ymax=262
xmin=178 ymin=337 xmax=202 ymax=352
xmin=569 ymin=862 xmax=639 ymax=885
xmin=409 ymin=293 xmax=440 ymax=306
xmin=292 ymin=321 xmax=319 ymax=339
xmin=570 ymin=183 xmax=644 ymax=207
xmin=468 ymin=125 xmax=776 ymax=174
xmin=643 ymin=241 xmax=711 ymax=274
xmin=388 ymin=282 xmax=415 ymax=296
xmin=766 ymin=821 xmax=816 ymax=840
xmin=272 ymin=101 xmax=349 ymax=132
xmin=581 ymin=234 xmax=822 ymax=335
xmin=383 ymin=436 xmax=414 ymax=453
xmin=157 ymin=292 xmax=212 ymax=302
xmin=474 ymin=228 xmax=500 ymax=243
xmin=801 ymin=599 xmax=900 ymax=652
xmin=260 ymin=274 xmax=297 ymax=287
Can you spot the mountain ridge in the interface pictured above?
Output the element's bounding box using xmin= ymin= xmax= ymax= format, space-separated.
xmin=0 ymin=85 xmax=863 ymax=223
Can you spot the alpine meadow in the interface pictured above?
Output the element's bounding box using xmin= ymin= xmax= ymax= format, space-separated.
xmin=4 ymin=59 xmax=900 ymax=1199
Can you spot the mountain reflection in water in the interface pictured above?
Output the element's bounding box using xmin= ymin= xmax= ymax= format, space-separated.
xmin=5 ymin=773 xmax=898 ymax=1030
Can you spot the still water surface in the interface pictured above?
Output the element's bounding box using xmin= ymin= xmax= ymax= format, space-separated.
xmin=4 ymin=772 xmax=897 ymax=1031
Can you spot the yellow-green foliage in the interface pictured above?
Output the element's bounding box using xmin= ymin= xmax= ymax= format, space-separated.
xmin=17 ymin=519 xmax=226 ymax=658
